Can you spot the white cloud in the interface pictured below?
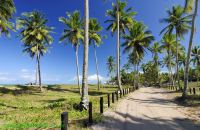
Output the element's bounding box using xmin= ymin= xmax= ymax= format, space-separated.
xmin=70 ymin=74 xmax=108 ymax=84
xmin=21 ymin=69 xmax=29 ymax=73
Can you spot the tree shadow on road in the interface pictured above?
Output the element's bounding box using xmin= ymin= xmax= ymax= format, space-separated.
xmin=93 ymin=111 xmax=200 ymax=130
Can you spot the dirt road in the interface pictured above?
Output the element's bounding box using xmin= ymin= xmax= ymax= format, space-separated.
xmin=92 ymin=87 xmax=200 ymax=130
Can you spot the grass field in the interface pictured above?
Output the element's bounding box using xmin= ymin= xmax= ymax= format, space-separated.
xmin=0 ymin=84 xmax=127 ymax=130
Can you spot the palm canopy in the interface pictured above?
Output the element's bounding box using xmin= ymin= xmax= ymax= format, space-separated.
xmin=107 ymin=56 xmax=115 ymax=75
xmin=105 ymin=1 xmax=136 ymax=35
xmin=128 ymin=50 xmax=143 ymax=66
xmin=179 ymin=51 xmax=187 ymax=67
xmin=89 ymin=18 xmax=102 ymax=46
xmin=163 ymin=55 xmax=176 ymax=69
xmin=160 ymin=5 xmax=192 ymax=38
xmin=59 ymin=11 xmax=83 ymax=47
xmin=184 ymin=0 xmax=195 ymax=13
xmin=191 ymin=46 xmax=200 ymax=66
xmin=161 ymin=34 xmax=176 ymax=54
xmin=17 ymin=11 xmax=53 ymax=55
xmin=122 ymin=22 xmax=154 ymax=59
xmin=0 ymin=0 xmax=16 ymax=36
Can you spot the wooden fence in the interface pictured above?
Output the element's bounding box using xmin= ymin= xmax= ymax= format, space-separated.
xmin=61 ymin=87 xmax=135 ymax=130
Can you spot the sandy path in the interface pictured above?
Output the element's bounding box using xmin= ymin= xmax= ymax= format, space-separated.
xmin=92 ymin=87 xmax=200 ymax=130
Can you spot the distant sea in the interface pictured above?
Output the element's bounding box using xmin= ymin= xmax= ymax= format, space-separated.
xmin=0 ymin=84 xmax=15 ymax=87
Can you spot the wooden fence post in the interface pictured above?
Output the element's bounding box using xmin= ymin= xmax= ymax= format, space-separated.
xmin=193 ymin=88 xmax=196 ymax=95
xmin=89 ymin=102 xmax=93 ymax=124
xmin=108 ymin=94 xmax=110 ymax=107
xmin=100 ymin=97 xmax=103 ymax=114
xmin=61 ymin=112 xmax=68 ymax=130
xmin=112 ymin=93 xmax=115 ymax=103
xmin=116 ymin=91 xmax=119 ymax=101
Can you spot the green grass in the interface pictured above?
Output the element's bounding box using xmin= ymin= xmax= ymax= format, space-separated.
xmin=165 ymin=82 xmax=200 ymax=107
xmin=0 ymin=84 xmax=127 ymax=130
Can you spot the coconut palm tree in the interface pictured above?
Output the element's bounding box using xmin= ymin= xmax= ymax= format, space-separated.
xmin=59 ymin=11 xmax=83 ymax=95
xmin=163 ymin=54 xmax=176 ymax=87
xmin=107 ymin=56 xmax=116 ymax=79
xmin=17 ymin=11 xmax=53 ymax=91
xmin=122 ymin=22 xmax=154 ymax=88
xmin=161 ymin=34 xmax=176 ymax=87
xmin=179 ymin=52 xmax=187 ymax=68
xmin=128 ymin=51 xmax=143 ymax=88
xmin=160 ymin=5 xmax=192 ymax=89
xmin=0 ymin=0 xmax=16 ymax=36
xmin=89 ymin=18 xmax=102 ymax=91
xmin=191 ymin=46 xmax=200 ymax=66
xmin=182 ymin=0 xmax=199 ymax=98
xmin=149 ymin=42 xmax=162 ymax=82
xmin=80 ymin=0 xmax=89 ymax=110
xmin=191 ymin=46 xmax=200 ymax=85
xmin=105 ymin=0 xmax=136 ymax=90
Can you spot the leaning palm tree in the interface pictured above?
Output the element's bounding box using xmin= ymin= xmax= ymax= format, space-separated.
xmin=122 ymin=22 xmax=154 ymax=89
xmin=160 ymin=5 xmax=191 ymax=89
xmin=182 ymin=0 xmax=199 ymax=98
xmin=89 ymin=18 xmax=102 ymax=91
xmin=80 ymin=0 xmax=89 ymax=110
xmin=161 ymin=34 xmax=176 ymax=87
xmin=17 ymin=11 xmax=53 ymax=91
xmin=105 ymin=0 xmax=136 ymax=90
xmin=59 ymin=11 xmax=83 ymax=95
xmin=0 ymin=0 xmax=16 ymax=36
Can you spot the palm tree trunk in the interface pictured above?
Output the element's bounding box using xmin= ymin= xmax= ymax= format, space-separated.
xmin=176 ymin=32 xmax=181 ymax=89
xmin=134 ymin=65 xmax=136 ymax=87
xmin=182 ymin=0 xmax=198 ymax=98
xmin=80 ymin=0 xmax=89 ymax=110
xmin=136 ymin=63 xmax=139 ymax=89
xmin=75 ymin=46 xmax=81 ymax=95
xmin=37 ymin=51 xmax=42 ymax=91
xmin=94 ymin=45 xmax=100 ymax=91
xmin=35 ymin=58 xmax=38 ymax=85
xmin=116 ymin=0 xmax=122 ymax=91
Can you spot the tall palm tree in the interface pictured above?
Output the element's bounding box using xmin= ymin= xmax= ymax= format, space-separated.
xmin=122 ymin=22 xmax=154 ymax=88
xmin=17 ymin=11 xmax=53 ymax=91
xmin=80 ymin=0 xmax=89 ymax=110
xmin=89 ymin=18 xmax=102 ymax=91
xmin=179 ymin=51 xmax=187 ymax=68
xmin=160 ymin=5 xmax=191 ymax=89
xmin=128 ymin=52 xmax=143 ymax=88
xmin=105 ymin=0 xmax=136 ymax=90
xmin=149 ymin=42 xmax=162 ymax=79
xmin=161 ymin=34 xmax=176 ymax=87
xmin=191 ymin=46 xmax=200 ymax=66
xmin=0 ymin=0 xmax=16 ymax=36
xmin=163 ymin=54 xmax=176 ymax=87
xmin=107 ymin=56 xmax=116 ymax=79
xmin=191 ymin=46 xmax=200 ymax=85
xmin=59 ymin=11 xmax=83 ymax=95
xmin=183 ymin=0 xmax=199 ymax=98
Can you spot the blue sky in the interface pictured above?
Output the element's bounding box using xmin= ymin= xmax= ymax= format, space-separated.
xmin=0 ymin=0 xmax=199 ymax=84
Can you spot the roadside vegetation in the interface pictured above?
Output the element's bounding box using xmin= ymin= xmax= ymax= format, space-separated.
xmin=0 ymin=85 xmax=124 ymax=129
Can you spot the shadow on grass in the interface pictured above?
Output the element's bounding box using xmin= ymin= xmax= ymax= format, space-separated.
xmin=0 ymin=85 xmax=41 ymax=95
xmin=175 ymin=95 xmax=200 ymax=107
xmin=46 ymin=85 xmax=111 ymax=96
